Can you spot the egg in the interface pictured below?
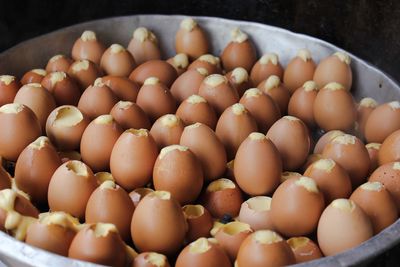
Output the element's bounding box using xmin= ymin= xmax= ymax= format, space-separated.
xmin=236 ymin=230 xmax=296 ymax=267
xmin=0 ymin=166 xmax=11 ymax=190
xmin=175 ymin=18 xmax=209 ymax=60
xmin=20 ymin=69 xmax=47 ymax=85
xmin=322 ymin=134 xmax=370 ymax=188
xmin=239 ymin=88 xmax=281 ymax=133
xmin=238 ymin=196 xmax=274 ymax=231
xmin=266 ymin=116 xmax=310 ymax=170
xmin=366 ymin=143 xmax=381 ymax=173
xmin=0 ymin=75 xmax=20 ymax=106
xmin=46 ymin=54 xmax=73 ymax=73
xmin=226 ymin=67 xmax=253 ymax=97
xmin=216 ymin=103 xmax=257 ymax=159
xmin=250 ymin=53 xmax=284 ymax=86
xmin=48 ymin=160 xmax=98 ymax=219
xmin=234 ymin=132 xmax=281 ymax=195
xmin=313 ymin=130 xmax=345 ymax=154
xmin=14 ymin=136 xmax=62 ymax=205
xmin=41 ymin=71 xmax=81 ymax=106
xmin=188 ymin=54 xmax=222 ymax=74
xmin=304 ymin=158 xmax=352 ymax=204
xmin=175 ymin=238 xmax=231 ymax=267
xmin=167 ymin=53 xmax=189 ymax=76
xmin=221 ymin=28 xmax=257 ymax=72
xmin=129 ymin=60 xmax=177 ymax=87
xmin=378 ymin=129 xmax=400 ymax=165
xmin=170 ymin=68 xmax=208 ymax=103
xmin=150 ymin=114 xmax=184 ymax=148
xmin=99 ymin=75 xmax=140 ymax=102
xmin=68 ymin=223 xmax=126 ymax=267
xmin=0 ymin=103 xmax=41 ymax=161
xmin=46 ymin=105 xmax=90 ymax=151
xmin=131 ymin=191 xmax=187 ymax=255
xmin=183 ymin=204 xmax=213 ymax=242
xmin=271 ymin=176 xmax=324 ymax=236
xmin=100 ymin=44 xmax=136 ymax=77
xmin=257 ymin=75 xmax=290 ymax=114
xmin=110 ymin=101 xmax=151 ymax=130
xmin=127 ymin=27 xmax=161 ymax=65
xmin=133 ymin=252 xmax=170 ymax=267
xmin=180 ymin=122 xmax=227 ymax=181
xmin=176 ymin=95 xmax=217 ymax=129
xmin=68 ymin=59 xmax=102 ymax=90
xmin=129 ymin=187 xmax=154 ymax=208
xmin=287 ymin=237 xmax=322 ymax=263
xmin=71 ymin=30 xmax=106 ymax=65
xmin=283 ymin=49 xmax=316 ymax=94
xmin=281 ymin=171 xmax=302 ymax=182
xmin=153 ymin=145 xmax=203 ymax=204
xmin=356 ymin=97 xmax=377 ymax=138
xmin=317 ymin=199 xmax=373 ymax=256
xmin=110 ymin=129 xmax=158 ymax=191
xmin=301 ymin=153 xmax=323 ymax=172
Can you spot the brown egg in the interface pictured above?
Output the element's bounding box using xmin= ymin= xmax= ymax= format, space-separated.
xmin=304 ymin=158 xmax=352 ymax=204
xmin=20 ymin=69 xmax=47 ymax=85
xmin=100 ymin=44 xmax=136 ymax=77
xmin=176 ymin=238 xmax=231 ymax=267
xmin=350 ymin=181 xmax=398 ymax=234
xmin=129 ymin=60 xmax=177 ymax=87
xmin=14 ymin=136 xmax=62 ymax=204
xmin=313 ymin=82 xmax=356 ymax=131
xmin=313 ymin=130 xmax=345 ymax=154
xmin=188 ymin=54 xmax=222 ymax=74
xmin=14 ymin=83 xmax=56 ymax=132
xmin=236 ymin=230 xmax=296 ymax=267
xmin=77 ymin=81 xmax=118 ymax=120
xmin=68 ymin=223 xmax=126 ymax=267
xmin=0 ymin=166 xmax=11 ymax=190
xmin=46 ymin=105 xmax=90 ymax=151
xmin=202 ymin=178 xmax=243 ymax=218
xmin=71 ymin=30 xmax=106 ymax=65
xmin=322 ymin=134 xmax=370 ymax=188
xmin=257 ymin=75 xmax=290 ymax=114
xmin=216 ymin=103 xmax=257 ymax=159
xmin=176 ymin=95 xmax=217 ymax=129
xmin=100 ymin=75 xmax=140 ymax=102
xmin=287 ymin=237 xmax=322 ymax=263
xmin=357 ymin=97 xmax=378 ymax=138
xmin=0 ymin=75 xmax=20 ymax=106
xmin=68 ymin=59 xmax=102 ymax=90
xmin=369 ymin=162 xmax=400 ymax=211
xmin=365 ymin=101 xmax=400 ymax=143
xmin=317 ymin=199 xmax=373 ymax=256
xmin=284 ymin=49 xmax=316 ymax=94
xmin=271 ymin=176 xmax=324 ymax=236
xmin=133 ymin=252 xmax=170 ymax=267
xmin=136 ymin=77 xmax=177 ymax=122
xmin=234 ymin=132 xmax=281 ymax=195
xmin=131 ymin=191 xmax=187 ymax=255
xmin=80 ymin=114 xmax=123 ymax=171
xmin=41 ymin=71 xmax=81 ymax=106
xmin=153 ymin=145 xmax=203 ymax=204
xmin=0 ymin=103 xmax=41 ymax=161
xmin=129 ymin=187 xmax=154 ymax=208
xmin=175 ymin=18 xmax=209 ymax=60
xmin=26 ymin=212 xmax=79 ymax=256
xmin=85 ymin=180 xmax=135 ymax=241
xmin=288 ymin=80 xmax=319 ymax=128
xmin=239 ymin=88 xmax=280 ymax=133
xmin=110 ymin=101 xmax=151 ymax=130
xmin=46 ymin=54 xmax=73 ymax=73
xmin=226 ymin=67 xmax=253 ymax=97
xmin=167 ymin=53 xmax=189 ymax=76
xmin=150 ymin=114 xmax=184 ymax=148
xmin=198 ymin=74 xmax=239 ymax=116
xmin=180 ymin=123 xmax=227 ymax=181
xmin=301 ymin=153 xmax=323 ymax=172
xmin=366 ymin=143 xmax=381 ymax=173
xmin=221 ymin=28 xmax=257 ymax=72
xmin=110 ymin=129 xmax=158 ymax=191
xmin=250 ymin=53 xmax=284 ymax=86
xmin=183 ymin=205 xmax=213 ymax=242
xmin=379 ymin=129 xmax=400 ymax=165
xmin=313 ymin=51 xmax=352 ymax=90
xmin=266 ymin=116 xmax=310 ymax=170
xmin=171 ymin=68 xmax=208 ymax=103
xmin=238 ymin=196 xmax=274 ymax=231
xmin=48 ymin=160 xmax=98 ymax=219
xmin=127 ymin=27 xmax=161 ymax=65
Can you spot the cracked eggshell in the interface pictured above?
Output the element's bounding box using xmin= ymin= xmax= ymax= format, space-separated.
xmin=127 ymin=27 xmax=161 ymax=65
xmin=0 ymin=75 xmax=20 ymax=106
xmin=365 ymin=101 xmax=400 ymax=143
xmin=129 ymin=60 xmax=177 ymax=87
xmin=71 ymin=30 xmax=106 ymax=65
xmin=46 ymin=54 xmax=73 ymax=73
xmin=183 ymin=204 xmax=213 ymax=242
xmin=238 ymin=196 xmax=274 ymax=231
xmin=150 ymin=114 xmax=185 ymax=149
xmin=287 ymin=237 xmax=322 ymax=263
xmin=176 ymin=95 xmax=217 ymax=129
xmin=110 ymin=101 xmax=151 ymax=130
xmin=133 ymin=252 xmax=170 ymax=267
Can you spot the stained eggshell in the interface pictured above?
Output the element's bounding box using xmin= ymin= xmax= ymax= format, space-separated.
xmin=287 ymin=237 xmax=323 ymax=263
xmin=170 ymin=68 xmax=208 ymax=103
xmin=133 ymin=252 xmax=170 ymax=267
xmin=20 ymin=69 xmax=47 ymax=85
xmin=234 ymin=132 xmax=282 ymax=195
xmin=365 ymin=101 xmax=400 ymax=143
xmin=68 ymin=59 xmax=102 ymax=90
xmin=41 ymin=71 xmax=81 ymax=106
xmin=313 ymin=130 xmax=345 ymax=154
xmin=46 ymin=54 xmax=73 ymax=73
xmin=99 ymin=75 xmax=140 ymax=102
xmin=238 ymin=196 xmax=274 ymax=231
xmin=127 ymin=27 xmax=162 ymax=65
xmin=129 ymin=187 xmax=154 ymax=208
xmin=183 ymin=204 xmax=213 ymax=242
xmin=257 ymin=75 xmax=290 ymax=114
xmin=0 ymin=75 xmax=20 ymax=106
xmin=175 ymin=18 xmax=209 ymax=60
xmin=110 ymin=101 xmax=151 ymax=130
xmin=150 ymin=114 xmax=185 ymax=148
xmin=378 ymin=129 xmax=400 ymax=165
xmin=176 ymin=95 xmax=217 ymax=129
xmin=167 ymin=53 xmax=189 ymax=76
xmin=71 ymin=30 xmax=106 ymax=65
xmin=366 ymin=143 xmax=381 ymax=174
xmin=100 ymin=44 xmax=136 ymax=77
xmin=129 ymin=60 xmax=177 ymax=87
xmin=188 ymin=54 xmax=222 ymax=75
xmin=356 ymin=97 xmax=378 ymax=138
xmin=250 ymin=53 xmax=284 ymax=86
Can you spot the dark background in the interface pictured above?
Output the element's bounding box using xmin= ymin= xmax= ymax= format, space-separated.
xmin=0 ymin=0 xmax=399 ymax=266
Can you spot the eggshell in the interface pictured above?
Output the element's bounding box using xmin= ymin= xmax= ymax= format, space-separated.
xmin=176 ymin=95 xmax=217 ymax=129
xmin=170 ymin=68 xmax=208 ymax=103
xmin=365 ymin=101 xmax=400 ymax=143
xmin=226 ymin=67 xmax=252 ymax=97
xmin=46 ymin=54 xmax=73 ymax=73
xmin=234 ymin=132 xmax=281 ymax=195
xmin=20 ymin=69 xmax=47 ymax=85
xmin=180 ymin=123 xmax=227 ymax=181
xmin=129 ymin=187 xmax=154 ymax=208
xmin=48 ymin=160 xmax=98 ymax=219
xmin=71 ymin=30 xmax=106 ymax=65
xmin=133 ymin=252 xmax=170 ymax=267
xmin=188 ymin=54 xmax=222 ymax=74
xmin=236 ymin=230 xmax=296 ymax=267
xmin=175 ymin=18 xmax=209 ymax=60
xmin=127 ymin=27 xmax=161 ymax=65
xmin=313 ymin=130 xmax=345 ymax=154
xmin=131 ymin=191 xmax=187 ymax=255
xmin=129 ymin=60 xmax=177 ymax=87
xmin=150 ymin=114 xmax=184 ymax=148
xmin=281 ymin=171 xmax=302 ymax=183
xmin=287 ymin=237 xmax=322 ymax=263
xmin=68 ymin=59 xmax=102 ymax=90
xmin=257 ymin=75 xmax=290 ymax=114
xmin=0 ymin=75 xmax=20 ymax=106
xmin=100 ymin=44 xmax=136 ymax=77
xmin=0 ymin=166 xmax=11 ymax=190
xmin=357 ymin=97 xmax=377 ymax=138
xmin=0 ymin=189 xmax=39 ymax=226
xmin=0 ymin=103 xmax=41 ymax=161
xmin=238 ymin=196 xmax=274 ymax=231
xmin=41 ymin=71 xmax=81 ymax=106
xmin=250 ymin=53 xmax=284 ymax=86
xmin=183 ymin=205 xmax=213 ymax=242
xmin=216 ymin=103 xmax=257 ymax=160
xmin=366 ymin=143 xmax=381 ymax=173
xmin=111 ymin=101 xmax=151 ymax=130
xmin=167 ymin=53 xmax=189 ymax=76
xmin=99 ymin=75 xmax=140 ymax=102
xmin=379 ymin=129 xmax=400 ymax=165
xmin=110 ymin=129 xmax=158 ymax=191
xmin=301 ymin=153 xmax=323 ymax=172
xmin=317 ymin=199 xmax=373 ymax=256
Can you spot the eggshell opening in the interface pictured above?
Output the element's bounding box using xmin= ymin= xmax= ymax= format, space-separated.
xmin=71 ymin=60 xmax=89 ymax=72
xmin=180 ymin=18 xmax=197 ymax=31
xmin=133 ymin=27 xmax=157 ymax=43
xmin=253 ymin=230 xmax=283 ymax=244
xmin=92 ymin=223 xmax=118 ymax=237
xmin=204 ymin=74 xmax=227 ymax=87
xmin=360 ymin=181 xmax=383 ymax=191
xmin=126 ymin=128 xmax=149 ymax=137
xmin=50 ymin=72 xmax=66 ymax=86
xmin=324 ymin=82 xmax=345 ymax=91
xmin=232 ymin=103 xmax=246 ymax=115
xmin=183 ymin=205 xmax=204 ymax=219
xmin=161 ymin=114 xmax=180 ymax=127
xmin=189 ymin=237 xmax=211 ymax=254
xmin=49 ymin=55 xmax=63 ymax=62
xmin=110 ymin=44 xmax=125 ymax=54
xmin=222 ymin=221 xmax=251 ymax=235
xmin=81 ymin=30 xmax=97 ymax=41
xmin=359 ymin=97 xmax=377 ymax=108
xmin=0 ymin=75 xmax=15 ymax=85
xmin=388 ymin=101 xmax=400 ymax=110
xmin=295 ymin=176 xmax=319 ymax=193
xmin=198 ymin=54 xmax=219 ymax=65
xmin=150 ymin=190 xmax=171 ymax=200
xmin=145 ymin=252 xmax=167 ymax=266
xmin=284 ymin=115 xmax=300 ymax=121
xmin=231 ymin=67 xmax=249 ymax=83
xmin=159 ymin=145 xmax=189 ymax=159
xmin=333 ymin=51 xmax=351 ymax=65
xmin=287 ymin=236 xmax=310 ymax=249
xmin=99 ymin=180 xmax=117 ymax=190
xmin=366 ymin=143 xmax=381 ymax=150
xmin=297 ymin=49 xmax=312 ymax=62
xmin=187 ymin=95 xmax=207 ymax=104
xmin=264 ymin=75 xmax=280 ymax=90
xmin=0 ymin=103 xmax=24 ymax=114
xmin=143 ymin=77 xmax=160 ymax=85
xmin=313 ymin=159 xmax=336 ymax=172
xmin=249 ymin=132 xmax=266 ymax=141
xmin=0 ymin=189 xmax=18 ymax=211
xmin=39 ymin=211 xmax=80 ymax=230
xmin=230 ymin=28 xmax=248 ymax=43
xmin=332 ymin=134 xmax=356 ymax=145
xmin=53 ymin=106 xmax=84 ymax=127
xmin=331 ymin=199 xmax=355 ymax=212
xmin=65 ymin=161 xmax=88 ymax=177
xmin=246 ymin=196 xmax=271 ymax=212
xmin=28 ymin=136 xmax=49 ymax=150
xmin=207 ymin=178 xmax=235 ymax=192
xmin=244 ymin=88 xmax=262 ymax=98
xmin=195 ymin=68 xmax=208 ymax=76
xmin=281 ymin=171 xmax=302 ymax=182
xmin=95 ymin=172 xmax=114 ymax=183
xmin=94 ymin=114 xmax=113 ymax=125
xmin=259 ymin=53 xmax=278 ymax=65
xmin=172 ymin=54 xmax=189 ymax=68
xmin=303 ymin=81 xmax=318 ymax=91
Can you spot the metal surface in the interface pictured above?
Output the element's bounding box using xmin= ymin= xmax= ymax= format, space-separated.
xmin=0 ymin=14 xmax=399 ymax=267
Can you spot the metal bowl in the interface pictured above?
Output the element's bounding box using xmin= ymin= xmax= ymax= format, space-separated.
xmin=0 ymin=14 xmax=399 ymax=267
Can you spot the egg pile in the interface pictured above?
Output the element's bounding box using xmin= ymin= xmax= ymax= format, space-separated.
xmin=0 ymin=17 xmax=399 ymax=267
